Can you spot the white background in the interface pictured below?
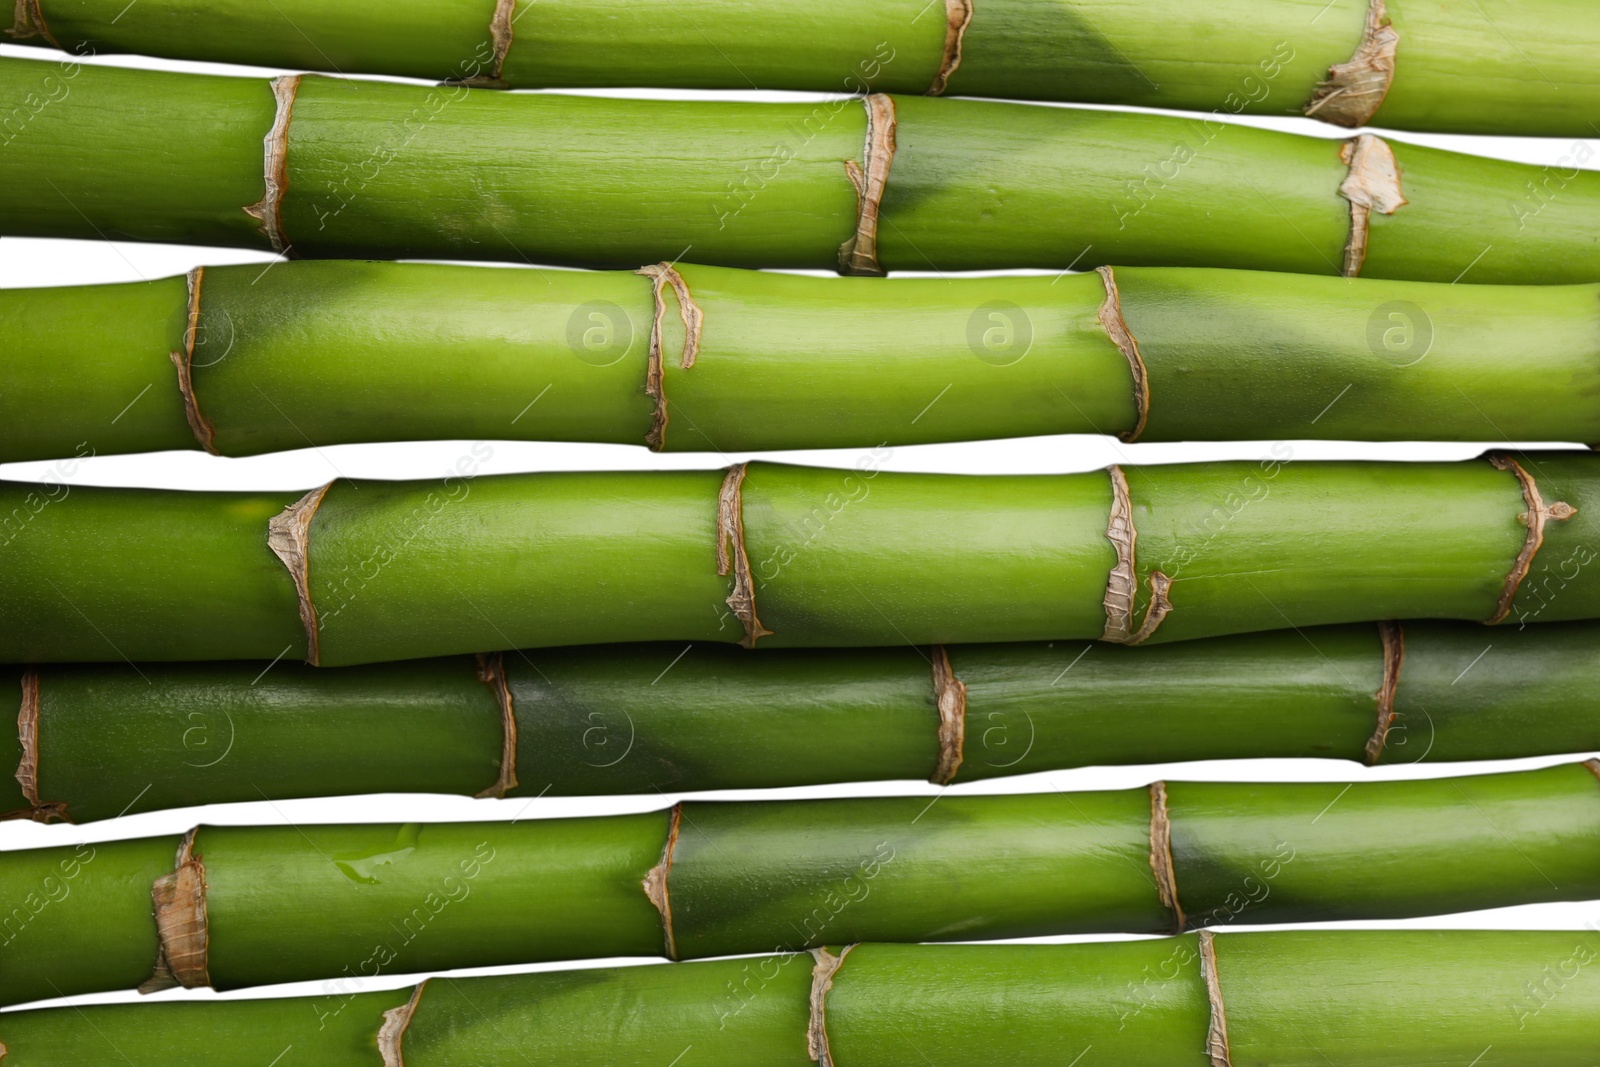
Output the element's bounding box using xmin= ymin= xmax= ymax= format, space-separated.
xmin=1 ymin=41 xmax=1595 ymax=1014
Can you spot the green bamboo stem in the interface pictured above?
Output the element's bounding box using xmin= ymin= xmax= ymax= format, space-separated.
xmin=2 ymin=932 xmax=1598 ymax=1065
xmin=6 ymin=619 xmax=1600 ymax=824
xmin=6 ymin=0 xmax=1600 ymax=137
xmin=4 ymin=453 xmax=1599 ymax=666
xmin=3 ymin=762 xmax=1600 ymax=1006
xmin=1 ymin=57 xmax=1597 ymax=282
xmin=7 ymin=260 xmax=1600 ymax=463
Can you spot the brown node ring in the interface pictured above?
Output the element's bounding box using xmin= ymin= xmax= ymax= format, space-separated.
xmin=642 ymin=802 xmax=684 ymax=959
xmin=169 ymin=266 xmax=220 ymax=454
xmin=1337 ymin=133 xmax=1407 ymax=278
xmin=1101 ymin=466 xmax=1173 ymax=644
xmin=929 ymin=645 xmax=967 ymax=785
xmin=1304 ymin=0 xmax=1398 ymax=129
xmin=716 ymin=464 xmax=775 ymax=648
xmin=927 ymin=0 xmax=974 ymax=96
xmin=1363 ymin=621 xmax=1406 ymax=764
xmin=452 ymin=0 xmax=515 ymax=87
xmin=7 ymin=0 xmax=61 ymax=47
xmin=139 ymin=828 xmax=212 ymax=994
xmin=474 ymin=652 xmax=520 ymax=799
xmin=267 ymin=481 xmax=334 ymax=666
xmin=839 ymin=94 xmax=898 ymax=276
xmin=807 ymin=944 xmax=855 ymax=1067
xmin=1148 ymin=780 xmax=1185 ymax=932
xmin=1095 ymin=266 xmax=1151 ymax=443
xmin=5 ymin=669 xmax=69 ymax=823
xmin=1486 ymin=453 xmax=1577 ymax=625
xmin=1198 ymin=930 xmax=1234 ymax=1067
xmin=636 ymin=262 xmax=705 ymax=451
xmin=244 ymin=75 xmax=301 ymax=255
xmin=378 ymin=981 xmax=430 ymax=1067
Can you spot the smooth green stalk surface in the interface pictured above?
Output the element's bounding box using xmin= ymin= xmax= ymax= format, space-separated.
xmin=1 ymin=58 xmax=1597 ymax=280
xmin=2 ymin=765 xmax=1600 ymax=1006
xmin=5 ymin=453 xmax=1599 ymax=664
xmin=5 ymin=261 xmax=1600 ymax=462
xmin=7 ymin=620 xmax=1600 ymax=823
xmin=6 ymin=0 xmax=1599 ymax=136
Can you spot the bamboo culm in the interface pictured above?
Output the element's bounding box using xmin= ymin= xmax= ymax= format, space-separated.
xmin=8 ymin=260 xmax=1600 ymax=463
xmin=6 ymin=0 xmax=1600 ymax=138
xmin=4 ymin=762 xmax=1600 ymax=1007
xmin=2 ymin=58 xmax=1598 ymax=283
xmin=3 ymin=931 xmax=1599 ymax=1066
xmin=4 ymin=453 xmax=1599 ymax=666
xmin=6 ymin=620 xmax=1600 ymax=824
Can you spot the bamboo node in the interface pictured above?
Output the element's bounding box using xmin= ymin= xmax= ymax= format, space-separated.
xmin=1304 ymin=0 xmax=1398 ymax=129
xmin=377 ymin=981 xmax=429 ymax=1066
xmin=807 ymin=945 xmax=855 ymax=1066
xmin=642 ymin=802 xmax=683 ymax=959
xmin=716 ymin=463 xmax=775 ymax=648
xmin=473 ymin=653 xmax=520 ymax=799
xmin=635 ymin=262 xmax=705 ymax=451
xmin=267 ymin=481 xmax=334 ymax=666
xmin=139 ymin=829 xmax=212 ymax=993
xmin=450 ymin=0 xmax=515 ymax=88
xmin=169 ymin=267 xmax=220 ymax=455
xmin=838 ymin=94 xmax=897 ymax=277
xmin=5 ymin=669 xmax=68 ymax=824
xmin=1094 ymin=266 xmax=1151 ymax=443
xmin=929 ymin=645 xmax=967 ymax=785
xmin=1101 ymin=466 xmax=1173 ymax=645
xmin=6 ymin=0 xmax=61 ymax=47
xmin=244 ymin=75 xmax=301 ymax=255
xmin=1198 ymin=931 xmax=1234 ymax=1067
xmin=1148 ymin=781 xmax=1186 ymax=932
xmin=1486 ymin=453 xmax=1576 ymax=625
xmin=927 ymin=0 xmax=974 ymax=95
xmin=1337 ymin=134 xmax=1407 ymax=278
xmin=1363 ymin=621 xmax=1406 ymax=764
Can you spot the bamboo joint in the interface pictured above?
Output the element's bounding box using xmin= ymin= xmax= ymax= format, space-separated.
xmin=1101 ymin=465 xmax=1173 ymax=645
xmin=927 ymin=0 xmax=974 ymax=96
xmin=1148 ymin=780 xmax=1186 ymax=932
xmin=5 ymin=0 xmax=59 ymax=47
xmin=452 ymin=0 xmax=515 ymax=87
xmin=377 ymin=980 xmax=429 ymax=1066
xmin=1364 ymin=621 xmax=1406 ymax=764
xmin=244 ymin=74 xmax=300 ymax=255
xmin=636 ymin=261 xmax=705 ymax=451
xmin=1199 ymin=930 xmax=1234 ymax=1067
xmin=473 ymin=652 xmax=520 ymax=798
xmin=1094 ymin=266 xmax=1151 ymax=443
xmin=1305 ymin=0 xmax=1399 ymax=129
xmin=1337 ymin=133 xmax=1407 ymax=277
xmin=1487 ymin=453 xmax=1578 ymax=624
xmin=716 ymin=463 xmax=774 ymax=648
xmin=140 ymin=828 xmax=212 ymax=994
xmin=5 ymin=668 xmax=67 ymax=823
xmin=929 ymin=645 xmax=967 ymax=785
xmin=267 ymin=481 xmax=333 ymax=665
xmin=169 ymin=266 xmax=220 ymax=454
xmin=643 ymin=802 xmax=684 ymax=959
xmin=807 ymin=944 xmax=854 ymax=1067
xmin=839 ymin=95 xmax=897 ymax=276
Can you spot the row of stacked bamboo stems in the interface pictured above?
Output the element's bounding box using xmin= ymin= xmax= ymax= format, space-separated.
xmin=3 ymin=3 xmax=1600 ymax=1060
